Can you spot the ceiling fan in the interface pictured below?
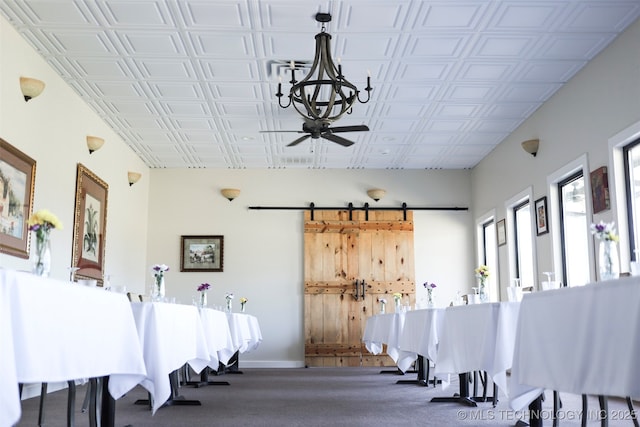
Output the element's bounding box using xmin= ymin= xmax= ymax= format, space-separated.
xmin=262 ymin=120 xmax=369 ymax=147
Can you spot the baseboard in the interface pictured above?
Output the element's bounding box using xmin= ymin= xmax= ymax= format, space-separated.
xmin=238 ymin=360 xmax=305 ymax=368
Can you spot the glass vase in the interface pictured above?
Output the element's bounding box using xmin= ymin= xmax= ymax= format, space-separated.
xmin=380 ymin=302 xmax=386 ymax=314
xmin=599 ymin=240 xmax=620 ymax=281
xmin=394 ymin=299 xmax=402 ymax=313
xmin=241 ymin=302 xmax=246 ymax=313
xmin=32 ymin=233 xmax=51 ymax=277
xmin=479 ymin=281 xmax=488 ymax=302
xmin=226 ymin=299 xmax=232 ymax=313
xmin=427 ymin=291 xmax=435 ymax=308
xmin=199 ymin=291 xmax=207 ymax=308
xmin=153 ymin=276 xmax=165 ymax=301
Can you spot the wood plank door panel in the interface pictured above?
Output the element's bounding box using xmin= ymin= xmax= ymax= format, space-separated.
xmin=304 ymin=210 xmax=415 ymax=367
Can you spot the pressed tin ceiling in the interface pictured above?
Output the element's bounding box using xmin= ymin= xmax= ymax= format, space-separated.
xmin=2 ymin=0 xmax=640 ymax=169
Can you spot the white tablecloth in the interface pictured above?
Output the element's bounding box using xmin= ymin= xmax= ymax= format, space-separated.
xmin=397 ymin=308 xmax=445 ymax=364
xmin=509 ymin=277 xmax=640 ymax=411
xmin=434 ymin=302 xmax=520 ymax=392
xmin=362 ymin=313 xmax=416 ymax=372
xmin=226 ymin=312 xmax=263 ymax=355
xmin=199 ymin=307 xmax=235 ymax=366
xmin=121 ymin=302 xmax=210 ymax=414
xmin=0 ymin=269 xmax=146 ymax=427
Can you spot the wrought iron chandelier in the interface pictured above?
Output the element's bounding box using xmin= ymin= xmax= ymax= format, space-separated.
xmin=275 ymin=12 xmax=372 ymax=124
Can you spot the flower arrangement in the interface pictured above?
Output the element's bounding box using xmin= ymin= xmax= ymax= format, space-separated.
xmin=197 ymin=283 xmax=211 ymax=292
xmin=27 ymin=209 xmax=63 ymax=232
xmin=378 ymin=298 xmax=387 ymax=314
xmin=475 ymin=265 xmax=489 ymax=281
xmin=423 ymin=282 xmax=436 ymax=306
xmin=240 ymin=297 xmax=247 ymax=312
xmin=590 ymin=221 xmax=619 ymax=241
xmin=225 ymin=292 xmax=234 ymax=312
xmin=151 ymin=264 xmax=169 ymax=299
xmin=28 ymin=209 xmax=62 ymax=277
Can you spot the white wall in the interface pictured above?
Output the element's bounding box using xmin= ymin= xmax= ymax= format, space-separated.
xmin=146 ymin=168 xmax=473 ymax=366
xmin=0 ymin=14 xmax=475 ymax=368
xmin=471 ymin=18 xmax=640 ymax=297
xmin=0 ymin=16 xmax=150 ymax=290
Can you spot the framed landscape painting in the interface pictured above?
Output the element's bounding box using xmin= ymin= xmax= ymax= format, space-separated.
xmin=71 ymin=164 xmax=108 ymax=285
xmin=0 ymin=138 xmax=36 ymax=259
xmin=181 ymin=235 xmax=224 ymax=272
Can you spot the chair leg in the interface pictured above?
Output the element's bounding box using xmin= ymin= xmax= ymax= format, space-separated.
xmin=38 ymin=383 xmax=47 ymax=427
xmin=626 ymin=397 xmax=639 ymax=427
xmin=66 ymin=380 xmax=76 ymax=427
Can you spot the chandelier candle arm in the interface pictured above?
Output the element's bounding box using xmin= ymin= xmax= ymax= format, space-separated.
xmin=274 ymin=12 xmax=372 ymax=124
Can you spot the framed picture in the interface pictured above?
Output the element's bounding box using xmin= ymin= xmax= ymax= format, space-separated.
xmin=0 ymin=138 xmax=36 ymax=259
xmin=535 ymin=196 xmax=549 ymax=236
xmin=496 ymin=219 xmax=507 ymax=246
xmin=71 ymin=164 xmax=108 ymax=285
xmin=590 ymin=166 xmax=610 ymax=214
xmin=181 ymin=235 xmax=224 ymax=272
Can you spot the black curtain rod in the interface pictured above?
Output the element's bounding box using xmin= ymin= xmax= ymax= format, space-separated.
xmin=248 ymin=202 xmax=468 ymax=221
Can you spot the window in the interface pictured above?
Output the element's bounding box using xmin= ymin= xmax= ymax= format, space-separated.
xmin=481 ymin=219 xmax=498 ymax=299
xmin=558 ymin=172 xmax=590 ymax=287
xmin=513 ymin=200 xmax=534 ymax=288
xmin=624 ymin=138 xmax=640 ymax=262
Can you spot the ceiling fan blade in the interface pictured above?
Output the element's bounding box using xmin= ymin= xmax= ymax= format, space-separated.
xmin=287 ymin=134 xmax=311 ymax=147
xmin=260 ymin=130 xmax=304 ymax=133
xmin=327 ymin=125 xmax=369 ymax=133
xmin=321 ymin=133 xmax=354 ymax=147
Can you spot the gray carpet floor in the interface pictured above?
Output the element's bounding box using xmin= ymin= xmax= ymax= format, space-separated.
xmin=15 ymin=367 xmax=637 ymax=426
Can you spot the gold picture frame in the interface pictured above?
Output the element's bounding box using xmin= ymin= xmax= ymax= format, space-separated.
xmin=0 ymin=138 xmax=36 ymax=259
xmin=71 ymin=164 xmax=108 ymax=285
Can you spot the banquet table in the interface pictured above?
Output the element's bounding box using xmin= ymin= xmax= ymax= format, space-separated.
xmin=226 ymin=312 xmax=263 ymax=355
xmin=0 ymin=269 xmax=147 ymax=427
xmin=433 ymin=302 xmax=520 ymax=405
xmin=362 ymin=312 xmax=416 ymax=372
xmin=509 ymin=277 xmax=640 ymax=417
xmin=397 ymin=308 xmax=445 ymax=365
xmin=114 ymin=302 xmax=211 ymax=414
xmin=199 ymin=307 xmax=235 ymax=367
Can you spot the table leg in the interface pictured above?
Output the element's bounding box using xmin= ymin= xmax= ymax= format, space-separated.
xmin=396 ymin=356 xmax=424 ymax=385
xmin=185 ymin=367 xmax=230 ymax=387
xmin=430 ymin=373 xmax=477 ymax=407
xmin=626 ymin=397 xmax=639 ymax=427
xmin=100 ymin=377 xmax=116 ymax=427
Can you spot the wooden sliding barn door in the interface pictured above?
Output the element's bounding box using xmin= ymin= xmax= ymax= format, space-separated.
xmin=304 ymin=209 xmax=415 ymax=367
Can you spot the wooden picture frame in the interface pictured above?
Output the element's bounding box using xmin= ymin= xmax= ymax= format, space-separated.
xmin=181 ymin=235 xmax=224 ymax=272
xmin=496 ymin=219 xmax=507 ymax=246
xmin=71 ymin=164 xmax=108 ymax=285
xmin=535 ymin=196 xmax=549 ymax=236
xmin=590 ymin=166 xmax=610 ymax=214
xmin=0 ymin=138 xmax=36 ymax=259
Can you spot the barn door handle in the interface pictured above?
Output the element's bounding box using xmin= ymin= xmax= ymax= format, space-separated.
xmin=360 ymin=280 xmax=366 ymax=299
xmin=353 ymin=281 xmax=360 ymax=301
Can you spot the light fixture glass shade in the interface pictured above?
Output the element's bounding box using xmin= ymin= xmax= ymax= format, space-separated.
xmin=127 ymin=171 xmax=142 ymax=186
xmin=221 ymin=188 xmax=241 ymax=201
xmin=367 ymin=189 xmax=386 ymax=202
xmin=86 ymin=136 xmax=105 ymax=154
xmin=521 ymin=139 xmax=539 ymax=157
xmin=20 ymin=77 xmax=45 ymax=102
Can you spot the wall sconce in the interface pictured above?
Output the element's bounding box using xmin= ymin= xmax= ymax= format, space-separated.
xmin=86 ymin=136 xmax=105 ymax=154
xmin=367 ymin=188 xmax=386 ymax=202
xmin=127 ymin=171 xmax=142 ymax=186
xmin=20 ymin=77 xmax=46 ymax=102
xmin=221 ymin=188 xmax=240 ymax=201
xmin=521 ymin=139 xmax=539 ymax=157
